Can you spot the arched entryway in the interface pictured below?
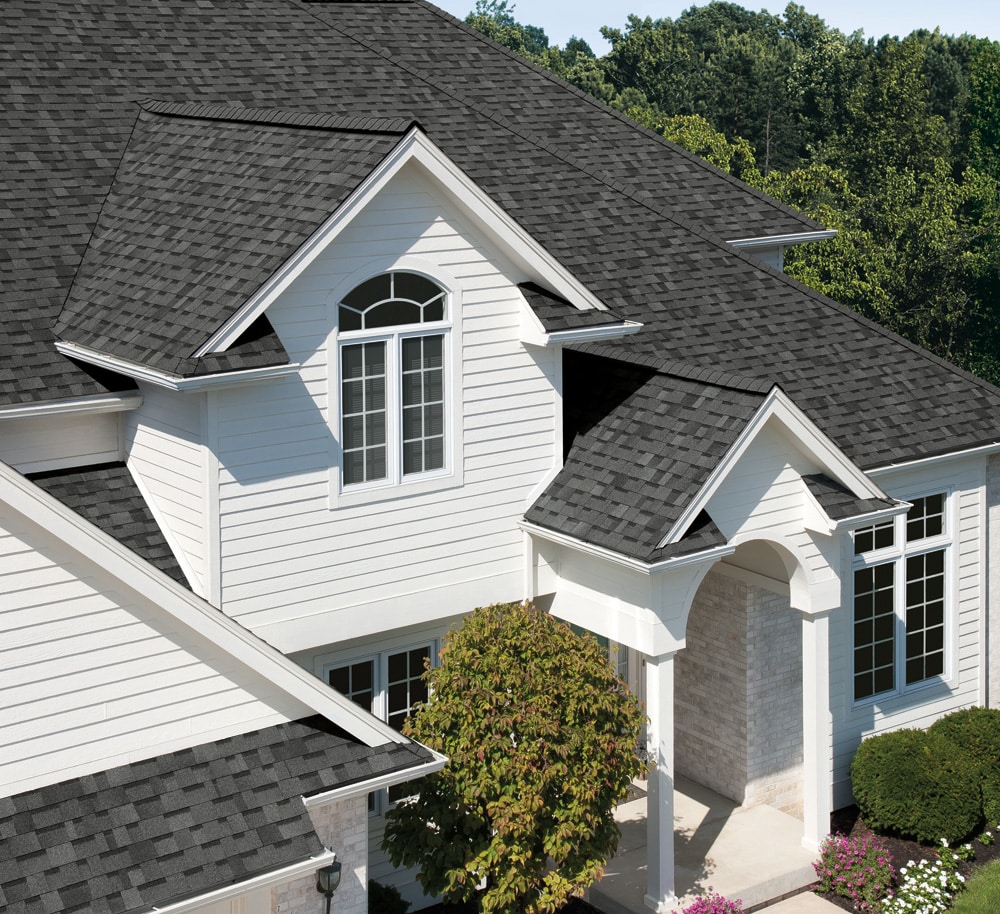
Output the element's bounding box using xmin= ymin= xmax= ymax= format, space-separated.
xmin=673 ymin=541 xmax=804 ymax=819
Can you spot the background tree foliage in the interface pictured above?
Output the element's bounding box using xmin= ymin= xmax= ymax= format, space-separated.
xmin=464 ymin=0 xmax=1000 ymax=384
xmin=381 ymin=601 xmax=645 ymax=914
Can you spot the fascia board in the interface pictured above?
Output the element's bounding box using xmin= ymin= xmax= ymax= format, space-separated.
xmin=541 ymin=321 xmax=644 ymax=346
xmin=301 ymin=749 xmax=448 ymax=808
xmin=54 ymin=341 xmax=299 ymax=392
xmin=728 ymin=230 xmax=838 ymax=249
xmin=197 ymin=127 xmax=608 ymax=357
xmin=519 ymin=520 xmax=735 ymax=574
xmin=868 ymin=440 xmax=1000 ymax=477
xmin=658 ymin=387 xmax=888 ymax=548
xmin=0 ymin=461 xmax=404 ymax=748
xmin=147 ymin=851 xmax=336 ymax=913
xmin=0 ymin=392 xmax=143 ymax=421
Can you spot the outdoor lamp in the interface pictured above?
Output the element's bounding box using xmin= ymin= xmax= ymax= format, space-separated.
xmin=316 ymin=859 xmax=342 ymax=914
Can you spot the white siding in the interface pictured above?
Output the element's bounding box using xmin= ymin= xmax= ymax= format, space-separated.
xmin=125 ymin=385 xmax=208 ymax=595
xmin=829 ymin=457 xmax=986 ymax=807
xmin=213 ymin=165 xmax=559 ymax=651
xmin=0 ymin=411 xmax=121 ymax=473
xmin=0 ymin=508 xmax=308 ymax=798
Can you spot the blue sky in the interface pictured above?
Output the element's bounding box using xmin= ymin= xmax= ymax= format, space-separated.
xmin=432 ymin=0 xmax=998 ymax=53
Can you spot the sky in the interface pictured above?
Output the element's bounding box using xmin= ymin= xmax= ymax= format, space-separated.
xmin=432 ymin=0 xmax=998 ymax=54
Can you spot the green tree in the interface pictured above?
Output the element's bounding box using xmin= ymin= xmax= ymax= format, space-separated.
xmin=382 ymin=601 xmax=646 ymax=914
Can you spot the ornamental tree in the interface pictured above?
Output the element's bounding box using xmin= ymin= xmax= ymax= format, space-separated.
xmin=381 ymin=601 xmax=646 ymax=914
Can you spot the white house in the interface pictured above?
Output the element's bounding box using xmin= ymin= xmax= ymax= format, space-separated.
xmin=3 ymin=1 xmax=1000 ymax=912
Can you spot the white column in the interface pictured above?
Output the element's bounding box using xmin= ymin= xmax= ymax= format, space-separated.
xmin=801 ymin=608 xmax=832 ymax=852
xmin=645 ymin=651 xmax=677 ymax=912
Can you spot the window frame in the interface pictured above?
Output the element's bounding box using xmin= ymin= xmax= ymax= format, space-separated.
xmin=850 ymin=489 xmax=952 ymax=705
xmin=323 ymin=640 xmax=438 ymax=815
xmin=330 ymin=267 xmax=463 ymax=507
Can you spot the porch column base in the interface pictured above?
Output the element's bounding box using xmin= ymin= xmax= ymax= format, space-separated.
xmin=645 ymin=892 xmax=679 ymax=913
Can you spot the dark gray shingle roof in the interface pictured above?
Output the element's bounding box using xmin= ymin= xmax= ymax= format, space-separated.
xmin=525 ymin=350 xmax=768 ymax=562
xmin=0 ymin=717 xmax=435 ymax=914
xmin=519 ymin=282 xmax=625 ymax=332
xmin=27 ymin=462 xmax=189 ymax=588
xmin=804 ymin=473 xmax=900 ymax=521
xmin=54 ymin=103 xmax=407 ymax=376
xmin=3 ymin=0 xmax=1000 ymax=469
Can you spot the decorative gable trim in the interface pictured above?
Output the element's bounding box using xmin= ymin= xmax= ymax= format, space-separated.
xmin=196 ymin=126 xmax=609 ymax=357
xmin=660 ymin=386 xmax=889 ymax=547
xmin=0 ymin=460 xmax=406 ymax=747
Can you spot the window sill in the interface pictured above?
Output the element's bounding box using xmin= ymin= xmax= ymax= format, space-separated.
xmin=329 ymin=467 xmax=463 ymax=509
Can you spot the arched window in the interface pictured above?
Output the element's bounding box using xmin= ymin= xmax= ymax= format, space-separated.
xmin=338 ymin=272 xmax=448 ymax=487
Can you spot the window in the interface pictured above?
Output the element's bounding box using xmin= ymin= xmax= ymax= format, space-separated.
xmin=852 ymin=493 xmax=948 ymax=701
xmin=338 ymin=272 xmax=447 ymax=488
xmin=326 ymin=642 xmax=434 ymax=809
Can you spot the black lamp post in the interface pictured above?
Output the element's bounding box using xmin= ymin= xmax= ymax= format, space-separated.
xmin=316 ymin=859 xmax=342 ymax=914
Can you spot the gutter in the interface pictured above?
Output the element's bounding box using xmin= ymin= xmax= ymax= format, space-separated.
xmin=301 ymin=749 xmax=448 ymax=808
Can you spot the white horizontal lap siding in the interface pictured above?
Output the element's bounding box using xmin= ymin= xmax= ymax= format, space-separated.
xmin=0 ymin=411 xmax=122 ymax=474
xmin=0 ymin=515 xmax=307 ymax=797
xmin=829 ymin=458 xmax=985 ymax=807
xmin=214 ymin=168 xmax=556 ymax=644
xmin=125 ymin=385 xmax=207 ymax=594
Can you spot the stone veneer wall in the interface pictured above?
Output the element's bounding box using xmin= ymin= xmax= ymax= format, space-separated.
xmin=746 ymin=586 xmax=803 ymax=817
xmin=675 ymin=568 xmax=803 ymax=816
xmin=989 ymin=455 xmax=1000 ymax=709
xmin=674 ymin=569 xmax=748 ymax=802
xmin=275 ymin=795 xmax=369 ymax=914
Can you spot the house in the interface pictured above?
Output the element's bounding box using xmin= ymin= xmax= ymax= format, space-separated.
xmin=3 ymin=1 xmax=1000 ymax=912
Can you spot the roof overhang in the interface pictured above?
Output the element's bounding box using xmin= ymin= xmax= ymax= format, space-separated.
xmin=727 ymin=229 xmax=837 ymax=250
xmin=302 ymin=748 xmax=448 ymax=808
xmin=142 ymin=850 xmax=337 ymax=914
xmin=520 ymin=519 xmax=736 ymax=574
xmin=0 ymin=392 xmax=142 ymax=420
xmin=54 ymin=341 xmax=299 ymax=392
xmin=196 ymin=126 xmax=611 ymax=358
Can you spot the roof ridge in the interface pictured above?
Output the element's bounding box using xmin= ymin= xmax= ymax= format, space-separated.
xmin=138 ymin=98 xmax=415 ymax=135
xmin=295 ymin=4 xmax=828 ymax=281
xmin=576 ymin=342 xmax=773 ymax=395
xmin=409 ymin=0 xmax=824 ymax=235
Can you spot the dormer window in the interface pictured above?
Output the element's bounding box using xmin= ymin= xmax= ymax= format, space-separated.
xmin=338 ymin=272 xmax=448 ymax=488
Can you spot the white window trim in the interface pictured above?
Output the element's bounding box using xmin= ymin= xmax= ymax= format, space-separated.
xmin=850 ymin=488 xmax=954 ymax=707
xmin=322 ymin=640 xmax=439 ymax=815
xmin=328 ymin=263 xmax=464 ymax=509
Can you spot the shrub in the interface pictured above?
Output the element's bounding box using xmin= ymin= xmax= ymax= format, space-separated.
xmin=368 ymin=880 xmax=410 ymax=914
xmin=882 ymin=857 xmax=965 ymax=914
xmin=850 ymin=728 xmax=981 ymax=843
xmin=675 ymin=893 xmax=745 ymax=914
xmin=813 ymin=832 xmax=894 ymax=912
xmin=929 ymin=707 xmax=1000 ymax=824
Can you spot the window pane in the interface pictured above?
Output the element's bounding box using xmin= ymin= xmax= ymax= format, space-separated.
xmin=343 ymin=452 xmax=364 ymax=485
xmin=342 ymin=274 xmax=391 ymax=312
xmin=338 ymin=306 xmax=362 ymax=332
xmin=342 ymin=342 xmax=387 ymax=485
xmin=393 ymin=272 xmax=444 ymax=307
xmin=425 ymin=436 xmax=444 ymax=471
xmin=854 ymin=563 xmax=895 ymax=700
xmin=343 ymin=415 xmax=364 ymax=450
xmin=906 ymin=493 xmax=945 ymax=543
xmin=854 ymin=520 xmax=894 ymax=555
xmin=422 ymin=335 xmax=443 ymax=367
xmin=329 ymin=661 xmax=375 ymax=713
xmin=424 ymin=297 xmax=444 ymax=322
xmin=342 ymin=345 xmax=365 ymax=380
xmin=388 ymin=651 xmax=407 ymax=683
xmin=401 ymin=337 xmax=424 ymax=373
xmin=366 ymin=446 xmax=386 ymax=480
xmin=366 ymin=300 xmax=421 ymax=328
xmin=401 ymin=335 xmax=445 ymax=477
xmin=904 ymin=547 xmax=946 ymax=685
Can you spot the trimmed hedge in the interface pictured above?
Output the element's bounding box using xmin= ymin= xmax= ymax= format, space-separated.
xmin=929 ymin=707 xmax=1000 ymax=826
xmin=850 ymin=727 xmax=981 ymax=843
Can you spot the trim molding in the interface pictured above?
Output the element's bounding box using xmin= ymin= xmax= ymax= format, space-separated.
xmin=0 ymin=392 xmax=142 ymax=420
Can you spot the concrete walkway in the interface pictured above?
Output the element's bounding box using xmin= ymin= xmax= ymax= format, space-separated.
xmin=587 ymin=776 xmax=840 ymax=914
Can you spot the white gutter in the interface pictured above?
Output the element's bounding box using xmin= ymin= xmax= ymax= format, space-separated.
xmin=54 ymin=341 xmax=300 ymax=392
xmin=868 ymin=440 xmax=1000 ymax=477
xmin=148 ymin=851 xmax=336 ymax=913
xmin=0 ymin=392 xmax=143 ymax=420
xmin=541 ymin=320 xmax=644 ymax=347
xmin=301 ymin=749 xmax=448 ymax=808
xmin=728 ymin=229 xmax=837 ymax=249
xmin=830 ymin=502 xmax=910 ymax=533
xmin=519 ymin=520 xmax=735 ymax=574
